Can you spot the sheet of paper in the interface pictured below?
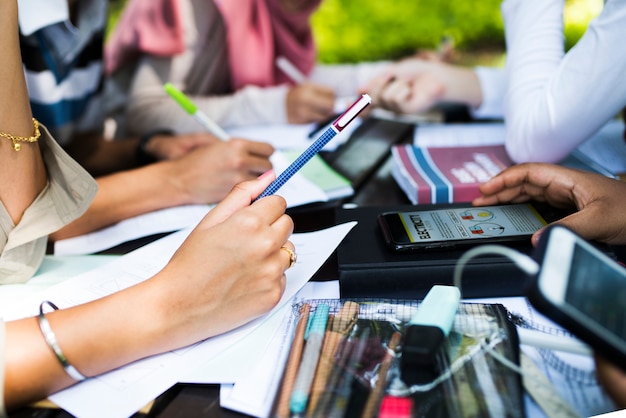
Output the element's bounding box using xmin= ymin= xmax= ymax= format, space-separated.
xmin=225 ymin=119 xmax=361 ymax=151
xmin=218 ymin=280 xmax=340 ymax=417
xmin=470 ymin=296 xmax=618 ymax=418
xmin=183 ymin=281 xmax=339 ymax=384
xmin=0 ymin=222 xmax=357 ymax=418
xmin=219 ymin=306 xmax=294 ymax=418
xmin=0 ymin=255 xmax=118 ymax=308
xmin=413 ymin=122 xmax=506 ymax=147
xmin=54 ymin=204 xmax=212 ymax=256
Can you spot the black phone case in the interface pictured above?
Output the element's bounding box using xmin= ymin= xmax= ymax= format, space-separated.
xmin=527 ymin=225 xmax=626 ymax=370
xmin=337 ymin=204 xmax=541 ymax=300
xmin=377 ymin=210 xmax=533 ymax=252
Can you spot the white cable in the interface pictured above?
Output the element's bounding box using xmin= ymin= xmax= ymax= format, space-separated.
xmin=452 ymin=244 xmax=584 ymax=418
xmin=453 ymin=244 xmax=540 ymax=298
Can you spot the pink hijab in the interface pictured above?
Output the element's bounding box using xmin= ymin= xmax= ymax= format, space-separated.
xmin=104 ymin=0 xmax=185 ymax=76
xmin=105 ymin=0 xmax=321 ymax=90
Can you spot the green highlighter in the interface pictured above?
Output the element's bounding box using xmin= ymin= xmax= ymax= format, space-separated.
xmin=163 ymin=83 xmax=230 ymax=141
xmin=401 ymin=285 xmax=461 ymax=385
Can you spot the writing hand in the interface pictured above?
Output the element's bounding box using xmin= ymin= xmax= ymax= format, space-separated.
xmin=286 ymin=82 xmax=336 ymax=124
xmin=151 ymin=173 xmax=294 ymax=345
xmin=165 ymin=138 xmax=275 ymax=204
xmin=143 ymin=132 xmax=221 ymax=160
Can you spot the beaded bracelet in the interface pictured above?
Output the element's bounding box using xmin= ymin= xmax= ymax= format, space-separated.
xmin=0 ymin=118 xmax=41 ymax=151
xmin=38 ymin=301 xmax=87 ymax=381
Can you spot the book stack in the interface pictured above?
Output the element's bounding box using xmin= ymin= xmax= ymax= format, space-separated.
xmin=391 ymin=144 xmax=513 ymax=204
xmin=391 ymin=122 xmax=617 ymax=205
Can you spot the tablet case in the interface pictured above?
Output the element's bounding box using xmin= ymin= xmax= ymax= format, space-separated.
xmin=335 ymin=203 xmax=564 ymax=299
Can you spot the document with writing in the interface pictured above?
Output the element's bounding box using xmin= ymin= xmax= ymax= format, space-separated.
xmin=0 ymin=222 xmax=357 ymax=418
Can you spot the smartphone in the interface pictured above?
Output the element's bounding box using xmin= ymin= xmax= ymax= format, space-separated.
xmin=378 ymin=203 xmax=548 ymax=252
xmin=528 ymin=225 xmax=626 ymax=368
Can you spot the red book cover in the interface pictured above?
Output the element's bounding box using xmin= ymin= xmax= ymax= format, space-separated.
xmin=391 ymin=144 xmax=513 ymax=204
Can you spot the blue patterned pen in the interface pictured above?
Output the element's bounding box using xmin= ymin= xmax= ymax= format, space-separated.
xmin=254 ymin=94 xmax=371 ymax=201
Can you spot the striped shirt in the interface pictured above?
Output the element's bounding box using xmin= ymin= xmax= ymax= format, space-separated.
xmin=19 ymin=0 xmax=107 ymax=146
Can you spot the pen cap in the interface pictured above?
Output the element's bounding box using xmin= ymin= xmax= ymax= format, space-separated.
xmin=333 ymin=94 xmax=371 ymax=131
xmin=408 ymin=285 xmax=460 ymax=336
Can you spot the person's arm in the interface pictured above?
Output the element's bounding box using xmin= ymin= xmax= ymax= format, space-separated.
xmin=595 ymin=355 xmax=626 ymax=409
xmin=502 ymin=0 xmax=626 ymax=163
xmin=363 ymin=59 xmax=483 ymax=116
xmin=473 ymin=163 xmax=626 ymax=246
xmin=50 ymin=138 xmax=274 ymax=240
xmin=471 ymin=66 xmax=506 ymax=119
xmin=63 ymin=132 xmax=140 ymax=177
xmin=0 ymin=0 xmax=46 ymax=224
xmin=310 ymin=61 xmax=391 ymax=98
xmin=4 ymin=173 xmax=295 ymax=411
xmin=64 ymin=129 xmax=235 ymax=176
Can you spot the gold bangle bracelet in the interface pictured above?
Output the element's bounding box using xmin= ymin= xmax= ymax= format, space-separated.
xmin=0 ymin=118 xmax=41 ymax=151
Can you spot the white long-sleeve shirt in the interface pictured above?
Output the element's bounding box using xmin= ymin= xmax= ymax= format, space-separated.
xmin=474 ymin=0 xmax=626 ymax=163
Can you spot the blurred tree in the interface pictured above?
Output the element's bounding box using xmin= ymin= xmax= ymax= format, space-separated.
xmin=311 ymin=0 xmax=603 ymax=64
xmin=311 ymin=0 xmax=504 ymax=63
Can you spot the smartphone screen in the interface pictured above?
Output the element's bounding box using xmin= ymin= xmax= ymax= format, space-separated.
xmin=566 ymin=244 xmax=626 ymax=341
xmin=532 ymin=226 xmax=626 ymax=366
xmin=379 ymin=204 xmax=548 ymax=251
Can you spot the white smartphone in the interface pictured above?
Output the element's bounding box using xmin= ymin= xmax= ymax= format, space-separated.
xmin=378 ymin=203 xmax=548 ymax=252
xmin=529 ymin=225 xmax=626 ymax=368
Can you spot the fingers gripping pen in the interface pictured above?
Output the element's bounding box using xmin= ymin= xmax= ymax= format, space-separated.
xmin=400 ymin=285 xmax=461 ymax=386
xmin=254 ymin=94 xmax=371 ymax=201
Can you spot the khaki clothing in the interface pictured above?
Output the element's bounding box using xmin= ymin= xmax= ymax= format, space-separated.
xmin=0 ymin=127 xmax=97 ymax=284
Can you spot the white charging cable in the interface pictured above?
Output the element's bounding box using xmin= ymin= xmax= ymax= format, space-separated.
xmin=452 ymin=244 xmax=591 ymax=418
xmin=452 ymin=244 xmax=540 ymax=298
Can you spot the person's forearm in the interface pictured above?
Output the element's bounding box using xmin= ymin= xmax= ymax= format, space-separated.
xmin=3 ymin=280 xmax=167 ymax=410
xmin=0 ymin=1 xmax=33 ymax=138
xmin=64 ymin=133 xmax=140 ymax=176
xmin=310 ymin=61 xmax=391 ymax=97
xmin=0 ymin=0 xmax=46 ymax=224
xmin=439 ymin=65 xmax=483 ymax=109
xmin=50 ymin=161 xmax=191 ymax=240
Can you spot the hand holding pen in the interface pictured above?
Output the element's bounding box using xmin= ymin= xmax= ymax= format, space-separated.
xmin=276 ymin=56 xmax=336 ymax=125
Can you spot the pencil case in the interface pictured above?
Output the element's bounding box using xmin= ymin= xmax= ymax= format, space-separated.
xmin=271 ymin=298 xmax=524 ymax=418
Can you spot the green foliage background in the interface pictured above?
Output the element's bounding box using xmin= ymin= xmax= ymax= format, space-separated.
xmin=311 ymin=1 xmax=506 ymax=63
xmin=108 ymin=0 xmax=602 ymax=65
xmin=310 ymin=0 xmax=602 ymax=64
